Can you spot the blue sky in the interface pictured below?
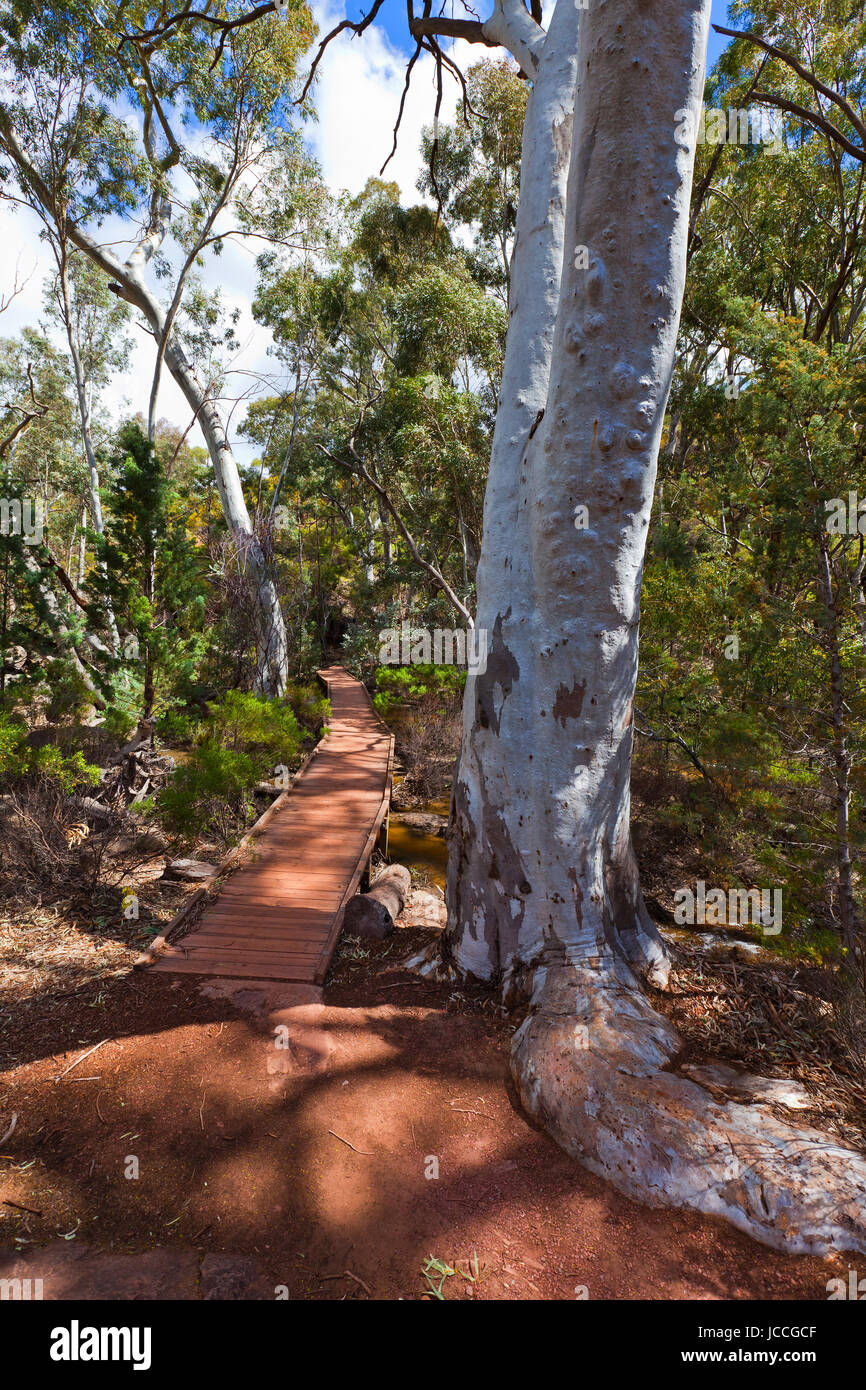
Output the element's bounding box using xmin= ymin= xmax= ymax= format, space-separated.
xmin=343 ymin=0 xmax=735 ymax=72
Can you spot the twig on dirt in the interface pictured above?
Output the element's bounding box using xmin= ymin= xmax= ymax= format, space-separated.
xmin=344 ymin=1268 xmax=373 ymax=1296
xmin=54 ymin=1038 xmax=109 ymax=1082
xmin=95 ymin=1094 xmax=106 ymax=1124
xmin=199 ymin=1094 xmax=206 ymax=1131
xmin=0 ymin=1113 xmax=18 ymax=1146
xmin=3 ymin=1199 xmax=42 ymax=1216
xmin=328 ymin=1129 xmax=373 ymax=1155
xmin=445 ymin=1101 xmax=493 ymax=1119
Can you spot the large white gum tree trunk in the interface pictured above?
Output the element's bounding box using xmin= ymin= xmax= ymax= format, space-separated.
xmin=444 ymin=0 xmax=866 ymax=1255
xmin=449 ymin=0 xmax=677 ymax=992
xmin=447 ymin=0 xmax=583 ymax=982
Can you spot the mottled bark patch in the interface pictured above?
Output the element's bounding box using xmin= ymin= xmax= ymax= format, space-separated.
xmin=446 ymin=767 xmax=535 ymax=979
xmin=475 ymin=611 xmax=519 ymax=736
xmin=553 ymin=677 xmax=587 ymax=726
xmin=566 ymin=866 xmax=584 ymax=930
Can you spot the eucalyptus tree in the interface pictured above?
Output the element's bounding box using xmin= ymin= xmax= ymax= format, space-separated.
xmin=252 ymin=178 xmax=498 ymax=624
xmin=42 ymin=252 xmax=131 ymax=649
xmin=0 ymin=327 xmax=107 ymax=702
xmin=646 ymin=0 xmax=866 ymax=965
xmin=402 ymin=0 xmax=866 ymax=1252
xmin=44 ymin=255 xmax=130 ymax=537
xmin=0 ymin=0 xmax=317 ymax=694
xmin=418 ymin=58 xmax=526 ymax=302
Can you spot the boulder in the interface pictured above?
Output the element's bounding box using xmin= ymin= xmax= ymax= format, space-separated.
xmin=396 ymin=888 xmax=447 ymax=931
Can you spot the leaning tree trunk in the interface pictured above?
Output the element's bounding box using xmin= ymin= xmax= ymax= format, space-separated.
xmin=161 ymin=335 xmax=289 ymax=696
xmin=0 ymin=116 xmax=290 ymax=698
xmin=443 ymin=0 xmax=866 ymax=1255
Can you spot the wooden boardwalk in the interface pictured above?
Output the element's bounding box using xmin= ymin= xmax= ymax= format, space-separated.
xmin=150 ymin=666 xmax=393 ymax=984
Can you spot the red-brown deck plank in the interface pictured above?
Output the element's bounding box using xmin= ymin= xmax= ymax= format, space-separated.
xmin=150 ymin=666 xmax=393 ymax=983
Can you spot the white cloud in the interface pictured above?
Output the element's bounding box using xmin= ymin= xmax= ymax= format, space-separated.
xmin=0 ymin=203 xmax=51 ymax=336
xmin=304 ymin=2 xmax=469 ymax=202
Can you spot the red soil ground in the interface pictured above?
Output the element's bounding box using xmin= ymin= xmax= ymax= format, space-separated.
xmin=0 ymin=930 xmax=852 ymax=1300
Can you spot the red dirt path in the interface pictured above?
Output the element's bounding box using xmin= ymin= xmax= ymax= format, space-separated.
xmin=0 ymin=932 xmax=851 ymax=1300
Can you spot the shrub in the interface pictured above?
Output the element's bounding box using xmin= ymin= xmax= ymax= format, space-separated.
xmin=283 ymin=680 xmax=331 ymax=737
xmin=102 ymin=706 xmax=137 ymax=742
xmin=371 ymin=666 xmax=463 ymax=803
xmin=204 ymin=690 xmax=304 ymax=770
xmin=156 ymin=742 xmax=257 ymax=844
xmin=155 ymin=708 xmax=198 ymax=746
xmin=43 ymin=659 xmax=95 ymax=724
xmin=374 ymin=663 xmax=465 ymax=718
xmin=0 ymin=715 xmax=104 ymax=888
xmin=0 ymin=714 xmax=100 ymax=792
xmin=153 ymin=688 xmax=327 ymax=845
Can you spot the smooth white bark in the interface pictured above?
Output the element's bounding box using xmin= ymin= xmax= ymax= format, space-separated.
xmin=482 ymin=0 xmax=546 ymax=78
xmin=55 ymin=255 xmax=121 ymax=654
xmin=447 ymin=0 xmax=584 ymax=981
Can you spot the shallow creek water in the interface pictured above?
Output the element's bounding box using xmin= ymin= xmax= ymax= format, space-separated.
xmin=386 ymin=790 xmax=449 ymax=890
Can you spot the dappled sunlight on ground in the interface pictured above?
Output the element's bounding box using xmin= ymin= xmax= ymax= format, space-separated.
xmin=0 ymin=933 xmax=854 ymax=1300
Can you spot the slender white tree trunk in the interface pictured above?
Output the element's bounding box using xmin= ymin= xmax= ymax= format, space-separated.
xmin=442 ymin=0 xmax=866 ymax=1255
xmin=21 ymin=551 xmax=105 ymax=710
xmin=160 ymin=333 xmax=289 ymax=695
xmin=77 ymin=510 xmax=87 ymax=591
xmin=57 ymin=258 xmax=120 ymax=654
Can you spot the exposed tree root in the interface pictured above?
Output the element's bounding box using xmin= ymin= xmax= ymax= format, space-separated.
xmin=404 ymin=938 xmax=459 ymax=984
xmin=511 ymin=961 xmax=866 ymax=1256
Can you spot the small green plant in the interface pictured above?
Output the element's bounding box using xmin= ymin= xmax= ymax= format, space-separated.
xmin=205 ymin=690 xmax=304 ymax=766
xmin=43 ymin=659 xmax=94 ymax=724
xmin=155 ymin=708 xmax=197 ymax=746
xmin=420 ymin=1250 xmax=485 ymax=1299
xmin=421 ymin=1256 xmax=457 ymax=1300
xmin=283 ymin=680 xmax=331 ymax=737
xmin=102 ymin=706 xmax=137 ymax=742
xmin=461 ymin=1249 xmax=484 ymax=1284
xmin=153 ymin=689 xmax=323 ymax=844
xmin=0 ymin=714 xmax=100 ymax=793
xmin=374 ymin=663 xmax=465 ymax=717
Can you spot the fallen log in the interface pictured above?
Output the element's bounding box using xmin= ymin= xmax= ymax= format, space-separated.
xmin=162 ymin=857 xmax=218 ymax=883
xmin=343 ymin=864 xmax=411 ymax=940
xmin=69 ymin=794 xmax=116 ymax=823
